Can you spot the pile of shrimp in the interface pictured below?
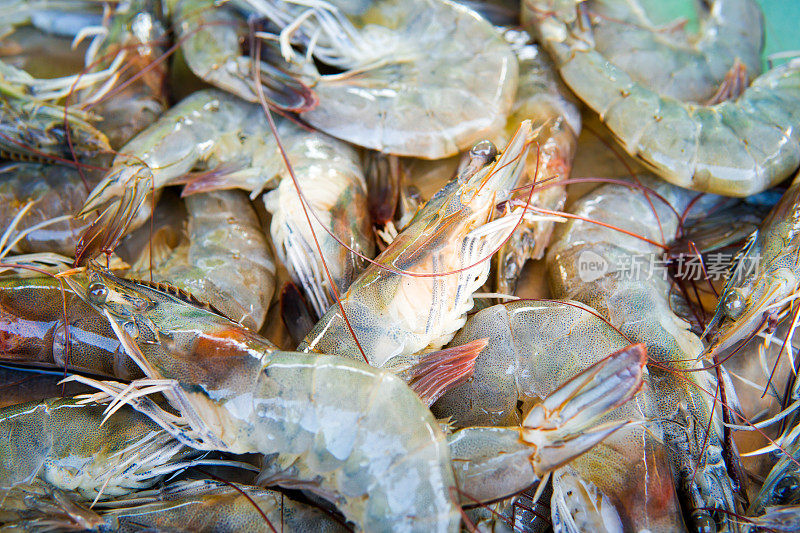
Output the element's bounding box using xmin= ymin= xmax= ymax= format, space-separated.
xmin=2 ymin=0 xmax=800 ymax=531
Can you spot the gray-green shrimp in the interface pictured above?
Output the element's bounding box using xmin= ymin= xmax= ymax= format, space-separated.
xmin=525 ymin=0 xmax=800 ymax=197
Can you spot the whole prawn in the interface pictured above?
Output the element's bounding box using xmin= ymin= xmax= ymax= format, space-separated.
xmin=546 ymin=175 xmax=742 ymax=530
xmin=60 ymin=262 xmax=656 ymax=532
xmin=238 ymin=0 xmax=519 ymax=158
xmin=432 ymin=299 xmax=685 ymax=531
xmin=76 ymin=89 xmax=257 ymax=262
xmin=61 ymin=267 xmax=461 ymax=532
xmin=300 ymin=121 xmax=554 ymax=376
xmin=525 ymin=0 xmax=800 ymax=197
xmin=76 ymin=89 xmax=374 ymax=317
xmin=128 ymin=190 xmax=277 ymax=330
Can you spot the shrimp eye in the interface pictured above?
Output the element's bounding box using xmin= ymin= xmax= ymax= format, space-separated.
xmin=689 ymin=509 xmax=716 ymax=533
xmin=771 ymin=474 xmax=800 ymax=505
xmin=469 ymin=140 xmax=497 ymax=165
xmin=723 ymin=289 xmax=747 ymax=320
xmin=87 ymin=283 xmax=108 ymax=303
xmin=131 ymin=297 xmax=150 ymax=312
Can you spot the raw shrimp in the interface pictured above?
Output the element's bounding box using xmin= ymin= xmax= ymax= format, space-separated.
xmin=75 ymin=89 xmax=263 ymax=263
xmin=81 ymin=479 xmax=349 ymax=533
xmin=81 ymin=0 xmax=170 ymax=149
xmin=76 ymin=89 xmax=373 ymax=316
xmin=493 ymin=36 xmax=580 ymax=294
xmin=569 ymin=0 xmax=763 ymax=103
xmin=79 ymin=86 xmax=372 ymax=313
xmin=240 ymin=0 xmax=519 ymax=158
xmin=525 ymin=1 xmax=800 ymax=197
xmin=0 ymin=276 xmax=139 ymax=380
xmin=62 ymin=267 xmax=461 ymax=532
xmin=61 ymin=267 xmax=648 ymax=531
xmin=432 ymin=300 xmax=684 ymax=531
xmin=300 ymin=122 xmax=548 ymax=375
xmin=258 ymin=121 xmax=375 ymax=319
xmin=129 ymin=190 xmax=276 ymax=330
xmin=705 ymin=170 xmax=800 ymax=359
xmin=0 ymin=398 xmax=196 ymax=503
xmin=170 ymin=0 xmax=316 ymax=111
xmin=546 ymin=175 xmax=742 ymax=530
xmin=445 ymin=343 xmax=647 ymax=506
xmin=0 ymin=163 xmax=97 ymax=257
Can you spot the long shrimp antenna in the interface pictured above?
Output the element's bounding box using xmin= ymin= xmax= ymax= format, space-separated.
xmin=250 ymin=23 xmax=369 ymax=362
xmin=647 ymin=357 xmax=800 ymax=473
xmin=195 ymin=468 xmax=277 ymax=533
xmin=583 ymin=124 xmax=670 ymax=245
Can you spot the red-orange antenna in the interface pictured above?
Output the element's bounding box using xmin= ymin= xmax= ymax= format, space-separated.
xmin=584 ymin=124 xmax=670 ymax=245
xmin=647 ymin=358 xmax=800 ymax=472
xmin=250 ymin=26 xmax=369 ymax=363
xmin=196 ymin=468 xmax=277 ymax=533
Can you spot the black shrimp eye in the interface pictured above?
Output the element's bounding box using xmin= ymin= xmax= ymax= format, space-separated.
xmin=87 ymin=283 xmax=108 ymax=303
xmin=469 ymin=140 xmax=498 ymax=164
xmin=771 ymin=474 xmax=800 ymax=505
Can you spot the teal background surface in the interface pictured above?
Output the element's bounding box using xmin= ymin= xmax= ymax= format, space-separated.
xmin=636 ymin=0 xmax=799 ymax=68
xmin=758 ymin=0 xmax=800 ymax=66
